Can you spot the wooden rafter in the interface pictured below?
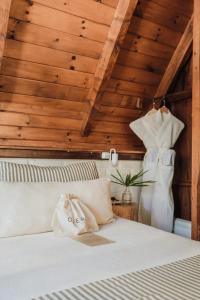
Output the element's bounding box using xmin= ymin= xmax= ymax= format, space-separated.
xmin=161 ymin=89 xmax=192 ymax=104
xmin=154 ymin=15 xmax=193 ymax=98
xmin=192 ymin=0 xmax=200 ymax=241
xmin=81 ymin=0 xmax=138 ymax=136
xmin=0 ymin=0 xmax=11 ymax=69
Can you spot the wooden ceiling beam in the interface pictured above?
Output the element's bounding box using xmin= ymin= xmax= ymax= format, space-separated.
xmin=0 ymin=0 xmax=12 ymax=69
xmin=81 ymin=0 xmax=138 ymax=136
xmin=192 ymin=0 xmax=200 ymax=241
xmin=154 ymin=15 xmax=193 ymax=98
xmin=155 ymin=89 xmax=192 ymax=104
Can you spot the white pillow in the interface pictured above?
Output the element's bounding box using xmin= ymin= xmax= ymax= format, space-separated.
xmin=62 ymin=178 xmax=114 ymax=225
xmin=0 ymin=178 xmax=113 ymax=237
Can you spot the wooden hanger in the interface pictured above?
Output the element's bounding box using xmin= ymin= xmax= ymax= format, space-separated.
xmin=147 ymin=98 xmax=157 ymax=115
xmin=160 ymin=96 xmax=169 ymax=113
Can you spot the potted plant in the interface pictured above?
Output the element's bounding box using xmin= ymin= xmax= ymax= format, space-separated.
xmin=111 ymin=169 xmax=154 ymax=203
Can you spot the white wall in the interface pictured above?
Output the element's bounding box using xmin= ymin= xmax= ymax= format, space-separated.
xmin=0 ymin=158 xmax=142 ymax=204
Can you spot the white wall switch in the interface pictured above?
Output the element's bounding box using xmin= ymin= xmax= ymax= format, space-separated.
xmin=101 ymin=152 xmax=110 ymax=159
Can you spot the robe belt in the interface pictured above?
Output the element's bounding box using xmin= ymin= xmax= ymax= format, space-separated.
xmin=146 ymin=147 xmax=171 ymax=156
xmin=145 ymin=147 xmax=174 ymax=164
xmin=147 ymin=147 xmax=170 ymax=150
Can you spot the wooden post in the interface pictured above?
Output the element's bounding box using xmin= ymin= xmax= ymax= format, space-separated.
xmin=81 ymin=0 xmax=138 ymax=136
xmin=0 ymin=0 xmax=11 ymax=69
xmin=192 ymin=0 xmax=200 ymax=240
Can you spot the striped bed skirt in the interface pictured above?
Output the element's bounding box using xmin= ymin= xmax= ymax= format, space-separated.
xmin=34 ymin=254 xmax=200 ymax=300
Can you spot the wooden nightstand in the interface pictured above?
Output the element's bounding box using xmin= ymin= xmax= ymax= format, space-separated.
xmin=112 ymin=203 xmax=138 ymax=221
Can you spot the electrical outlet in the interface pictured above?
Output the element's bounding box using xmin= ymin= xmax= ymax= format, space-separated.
xmin=101 ymin=152 xmax=110 ymax=159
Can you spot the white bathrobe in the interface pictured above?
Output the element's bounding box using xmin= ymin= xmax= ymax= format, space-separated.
xmin=130 ymin=109 xmax=184 ymax=232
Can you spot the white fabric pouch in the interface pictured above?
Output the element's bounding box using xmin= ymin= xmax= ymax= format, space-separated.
xmin=52 ymin=194 xmax=99 ymax=237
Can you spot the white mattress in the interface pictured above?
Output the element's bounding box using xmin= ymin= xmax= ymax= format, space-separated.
xmin=1 ymin=218 xmax=200 ymax=300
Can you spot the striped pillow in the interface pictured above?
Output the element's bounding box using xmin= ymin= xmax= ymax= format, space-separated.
xmin=0 ymin=161 xmax=99 ymax=182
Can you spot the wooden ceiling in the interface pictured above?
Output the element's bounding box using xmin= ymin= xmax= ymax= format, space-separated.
xmin=0 ymin=0 xmax=193 ymax=153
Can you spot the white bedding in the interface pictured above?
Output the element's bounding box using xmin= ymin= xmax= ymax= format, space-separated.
xmin=1 ymin=218 xmax=200 ymax=300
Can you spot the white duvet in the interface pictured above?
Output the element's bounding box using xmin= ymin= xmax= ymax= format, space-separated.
xmin=1 ymin=218 xmax=200 ymax=300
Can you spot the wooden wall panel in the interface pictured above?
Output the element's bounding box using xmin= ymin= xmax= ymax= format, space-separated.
xmin=0 ymin=0 xmax=193 ymax=156
xmin=89 ymin=0 xmax=192 ymax=152
xmin=170 ymin=58 xmax=192 ymax=221
xmin=0 ymin=139 xmax=143 ymax=152
xmin=0 ymin=0 xmax=11 ymax=68
xmin=0 ymin=149 xmax=143 ymax=160
xmin=172 ymin=97 xmax=192 ymax=220
xmin=81 ymin=0 xmax=139 ymax=135
xmin=0 ymin=125 xmax=142 ymax=146
xmin=192 ymin=0 xmax=200 ymax=240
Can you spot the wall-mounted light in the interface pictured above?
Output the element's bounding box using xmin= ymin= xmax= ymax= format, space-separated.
xmin=109 ymin=148 xmax=118 ymax=167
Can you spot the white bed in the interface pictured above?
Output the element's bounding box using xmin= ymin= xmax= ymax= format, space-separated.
xmin=1 ymin=218 xmax=200 ymax=300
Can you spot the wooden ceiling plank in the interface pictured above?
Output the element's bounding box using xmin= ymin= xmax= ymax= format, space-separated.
xmin=135 ymin=0 xmax=189 ymax=33
xmin=123 ymin=32 xmax=174 ymax=61
xmin=151 ymin=0 xmax=193 ymax=18
xmin=10 ymin=0 xmax=109 ymax=44
xmin=129 ymin=16 xmax=182 ymax=48
xmin=0 ymin=0 xmax=11 ymax=69
xmin=118 ymin=49 xmax=168 ymax=74
xmin=113 ymin=64 xmax=162 ymax=86
xmin=4 ymin=39 xmax=98 ymax=74
xmin=7 ymin=19 xmax=103 ymax=60
xmin=81 ymin=0 xmax=138 ymax=136
xmin=1 ymin=57 xmax=94 ymax=89
xmin=33 ymin=0 xmax=115 ymax=26
xmin=0 ymin=75 xmax=88 ymax=102
xmin=192 ymin=0 xmax=200 ymax=241
xmin=91 ymin=0 xmax=119 ymax=9
xmin=154 ymin=15 xmax=193 ymax=98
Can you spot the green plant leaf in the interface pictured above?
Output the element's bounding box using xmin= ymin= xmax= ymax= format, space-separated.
xmin=131 ymin=180 xmax=155 ymax=186
xmin=116 ymin=169 xmax=125 ymax=184
xmin=130 ymin=184 xmax=149 ymax=187
xmin=111 ymin=180 xmax=124 ymax=186
xmin=125 ymin=173 xmax=131 ymax=186
xmin=129 ymin=170 xmax=147 ymax=184
xmin=111 ymin=169 xmax=155 ymax=187
xmin=111 ymin=174 xmax=124 ymax=184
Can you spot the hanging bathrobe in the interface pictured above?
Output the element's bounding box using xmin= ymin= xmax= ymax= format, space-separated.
xmin=130 ymin=109 xmax=184 ymax=232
